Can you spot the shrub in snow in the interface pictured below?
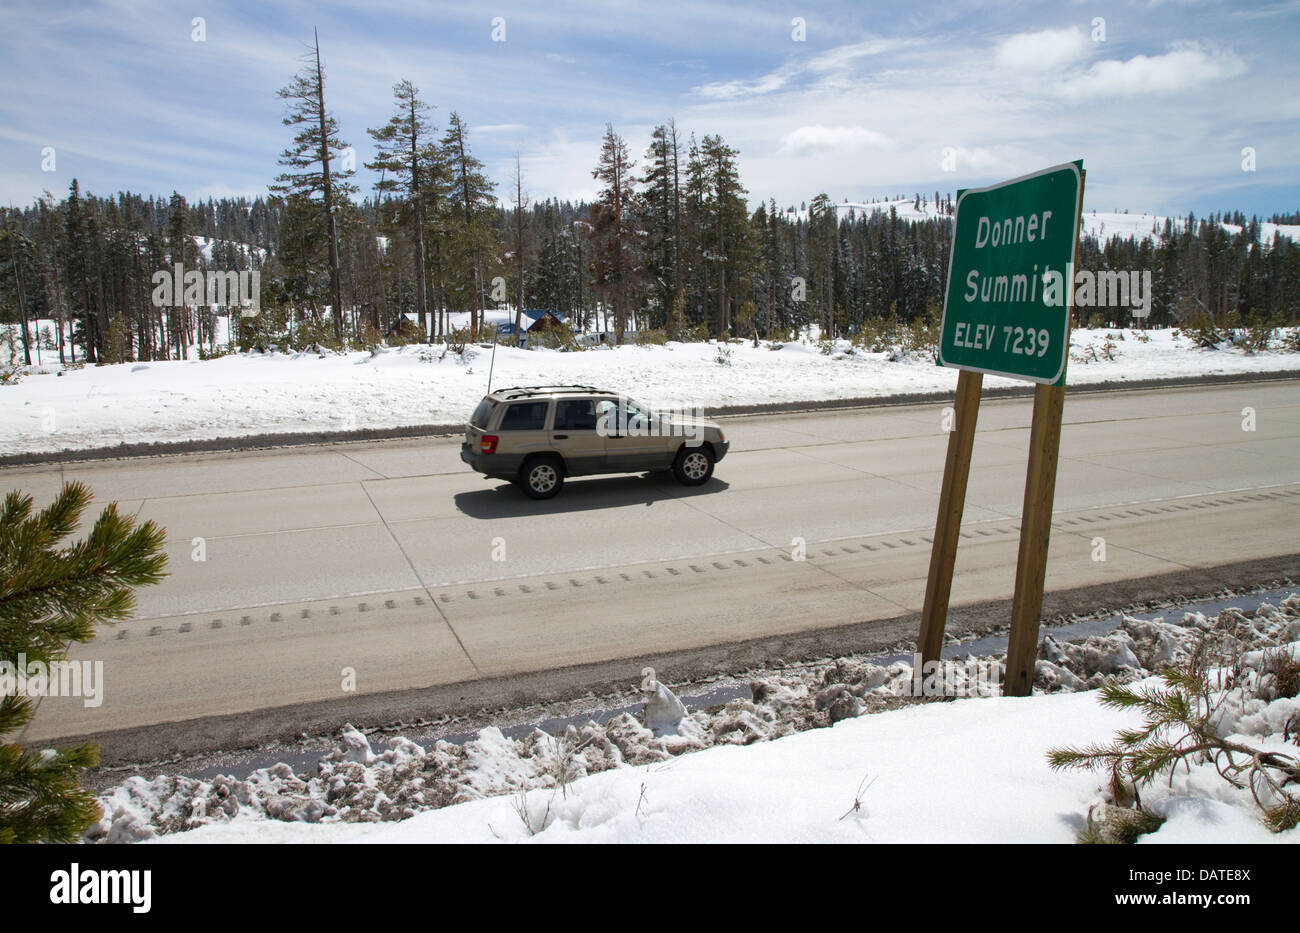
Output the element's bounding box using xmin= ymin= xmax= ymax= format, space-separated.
xmin=631 ymin=329 xmax=668 ymax=347
xmin=1187 ymin=313 xmax=1227 ymax=349
xmin=1080 ymin=800 xmax=1167 ymax=845
xmin=1238 ymin=315 xmax=1274 ymax=354
xmin=1258 ymin=645 xmax=1300 ymax=702
xmin=1049 ymin=632 xmax=1300 ymax=839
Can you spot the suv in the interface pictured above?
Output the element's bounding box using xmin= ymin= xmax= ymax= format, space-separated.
xmin=460 ymin=385 xmax=729 ymax=499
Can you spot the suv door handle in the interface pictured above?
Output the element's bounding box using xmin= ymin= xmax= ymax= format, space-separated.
xmin=553 ymin=434 xmax=569 ymax=439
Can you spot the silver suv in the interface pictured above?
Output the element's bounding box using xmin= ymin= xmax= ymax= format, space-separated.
xmin=460 ymin=385 xmax=729 ymax=499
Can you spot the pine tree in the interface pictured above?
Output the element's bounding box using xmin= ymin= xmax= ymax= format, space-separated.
xmin=62 ymin=180 xmax=94 ymax=363
xmin=271 ymin=29 xmax=357 ymax=340
xmin=165 ymin=192 xmax=198 ymax=360
xmin=639 ymin=121 xmax=684 ymax=329
xmin=366 ymin=79 xmax=442 ymax=338
xmin=808 ymin=193 xmax=836 ymax=337
xmin=681 ymin=134 xmax=707 ymax=331
xmin=0 ymin=217 xmax=34 ymax=365
xmin=758 ymin=198 xmax=792 ymax=336
xmin=509 ymin=155 xmax=529 ymax=343
xmin=275 ymin=193 xmax=329 ymax=326
xmin=698 ymin=134 xmax=751 ymax=336
xmin=530 ymin=202 xmax=566 ymax=315
xmin=438 ymin=113 xmax=497 ymax=336
xmin=587 ymin=124 xmax=641 ymax=343
xmin=0 ymin=482 xmax=167 ymax=843
xmin=35 ymin=195 xmax=70 ymax=364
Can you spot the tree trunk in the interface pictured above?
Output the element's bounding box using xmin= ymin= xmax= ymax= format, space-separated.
xmin=410 ymin=98 xmax=429 ymax=340
xmin=14 ymin=245 xmax=31 ymax=365
xmin=95 ymin=275 xmax=110 ymax=362
xmin=315 ymin=31 xmax=344 ymax=340
xmin=513 ymin=164 xmax=524 ymax=345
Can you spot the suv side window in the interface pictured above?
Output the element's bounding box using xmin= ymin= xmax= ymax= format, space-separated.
xmin=554 ymin=399 xmax=597 ymax=430
xmin=497 ymin=400 xmax=550 ymax=431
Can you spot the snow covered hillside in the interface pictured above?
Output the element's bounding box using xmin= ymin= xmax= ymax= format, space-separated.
xmin=793 ymin=197 xmax=1300 ymax=246
xmin=3 ymin=328 xmax=1298 ymax=456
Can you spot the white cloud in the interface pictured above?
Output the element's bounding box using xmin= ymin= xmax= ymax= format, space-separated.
xmin=995 ymin=27 xmax=1090 ymax=72
xmin=694 ymin=68 xmax=796 ymax=100
xmin=777 ymin=125 xmax=892 ymax=156
xmin=938 ymin=146 xmax=1002 ymax=173
xmin=1061 ymin=42 xmax=1247 ymax=97
xmin=509 ymin=130 xmax=605 ymax=204
xmin=693 ymin=37 xmax=914 ymax=100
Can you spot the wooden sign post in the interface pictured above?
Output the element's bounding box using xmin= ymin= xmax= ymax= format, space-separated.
xmin=917 ymin=368 xmax=982 ymax=666
xmin=1004 ymin=382 xmax=1067 ymax=694
xmin=921 ymin=163 xmax=1085 ymax=696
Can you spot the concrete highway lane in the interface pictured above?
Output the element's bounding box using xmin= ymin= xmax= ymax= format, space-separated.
xmin=7 ymin=379 xmax=1300 ymax=745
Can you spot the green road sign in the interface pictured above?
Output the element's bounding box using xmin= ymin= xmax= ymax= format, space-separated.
xmin=938 ymin=161 xmax=1083 ymax=385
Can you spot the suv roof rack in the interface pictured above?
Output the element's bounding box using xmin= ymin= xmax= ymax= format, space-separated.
xmin=492 ymin=384 xmax=609 ymax=397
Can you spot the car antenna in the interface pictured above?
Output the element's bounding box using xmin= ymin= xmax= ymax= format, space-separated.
xmin=486 ymin=313 xmax=500 ymax=394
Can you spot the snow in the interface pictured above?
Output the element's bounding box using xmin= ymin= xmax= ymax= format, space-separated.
xmin=147 ymin=680 xmax=1296 ymax=845
xmin=89 ymin=596 xmax=1300 ymax=845
xmin=4 ymin=327 xmax=1298 ymax=456
xmin=641 ymin=679 xmax=688 ymax=737
xmin=783 ymin=197 xmax=944 ymax=225
xmin=788 ymin=197 xmax=1300 ymax=246
xmin=155 ymin=690 xmax=1142 ymax=844
xmin=1081 ymin=211 xmax=1300 ymax=246
xmin=193 ymin=235 xmax=267 ymax=264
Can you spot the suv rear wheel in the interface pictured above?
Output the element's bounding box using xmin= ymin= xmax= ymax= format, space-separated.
xmin=519 ymin=455 xmax=564 ymax=499
xmin=673 ymin=446 xmax=714 ymax=486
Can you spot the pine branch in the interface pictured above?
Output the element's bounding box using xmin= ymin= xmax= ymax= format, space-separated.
xmin=0 ymin=482 xmax=167 ymax=842
xmin=1048 ymin=655 xmax=1300 ymax=836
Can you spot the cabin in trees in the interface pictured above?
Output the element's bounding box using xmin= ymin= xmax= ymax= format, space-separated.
xmin=496 ymin=309 xmax=568 ymax=345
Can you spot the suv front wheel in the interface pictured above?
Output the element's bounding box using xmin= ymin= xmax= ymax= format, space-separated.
xmin=519 ymin=455 xmax=565 ymax=499
xmin=673 ymin=446 xmax=714 ymax=486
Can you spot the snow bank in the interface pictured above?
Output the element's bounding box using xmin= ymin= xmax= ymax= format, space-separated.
xmin=4 ymin=328 xmax=1299 ymax=456
xmin=88 ymin=595 xmax=1300 ymax=844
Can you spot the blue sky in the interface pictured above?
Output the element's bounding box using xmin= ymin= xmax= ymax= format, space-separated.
xmin=1 ymin=0 xmax=1297 ymax=218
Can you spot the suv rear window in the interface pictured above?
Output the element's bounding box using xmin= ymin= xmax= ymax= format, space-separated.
xmin=498 ymin=401 xmax=549 ymax=431
xmin=470 ymin=398 xmax=497 ymax=429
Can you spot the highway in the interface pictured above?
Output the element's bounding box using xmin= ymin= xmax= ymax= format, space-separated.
xmin=6 ymin=379 xmax=1300 ymax=750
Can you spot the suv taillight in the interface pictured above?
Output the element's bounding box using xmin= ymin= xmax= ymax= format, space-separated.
xmin=480 ymin=434 xmax=498 ymax=454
